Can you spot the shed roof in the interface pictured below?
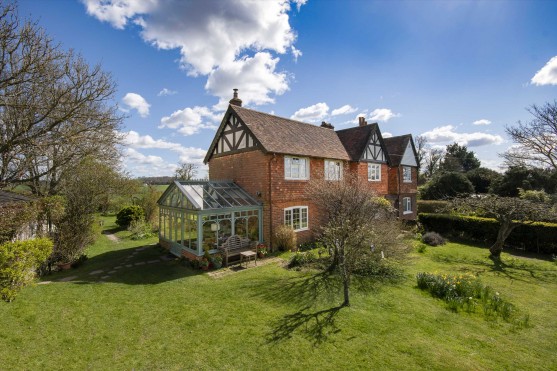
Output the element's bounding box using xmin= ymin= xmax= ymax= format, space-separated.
xmin=227 ymin=105 xmax=350 ymax=160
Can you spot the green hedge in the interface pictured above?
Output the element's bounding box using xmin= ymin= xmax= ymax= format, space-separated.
xmin=417 ymin=200 xmax=449 ymax=214
xmin=418 ymin=213 xmax=557 ymax=255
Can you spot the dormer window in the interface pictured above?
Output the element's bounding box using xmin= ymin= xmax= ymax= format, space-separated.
xmin=324 ymin=160 xmax=342 ymax=181
xmin=403 ymin=166 xmax=412 ymax=183
xmin=285 ymin=156 xmax=309 ymax=180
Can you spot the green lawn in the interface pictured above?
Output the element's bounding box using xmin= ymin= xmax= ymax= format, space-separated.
xmin=1 ymin=218 xmax=557 ymax=370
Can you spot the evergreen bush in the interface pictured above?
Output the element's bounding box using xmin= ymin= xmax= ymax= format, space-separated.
xmin=116 ymin=205 xmax=144 ymax=228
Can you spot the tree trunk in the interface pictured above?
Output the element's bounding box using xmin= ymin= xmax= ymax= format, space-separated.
xmin=489 ymin=221 xmax=517 ymax=258
xmin=338 ymin=244 xmax=350 ymax=307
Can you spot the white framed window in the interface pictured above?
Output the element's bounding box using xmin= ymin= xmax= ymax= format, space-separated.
xmin=403 ymin=166 xmax=412 ymax=183
xmin=325 ymin=159 xmax=342 ymax=181
xmin=368 ymin=163 xmax=381 ymax=181
xmin=403 ymin=197 xmax=412 ymax=214
xmin=284 ymin=206 xmax=309 ymax=231
xmin=285 ymin=156 xmax=309 ymax=180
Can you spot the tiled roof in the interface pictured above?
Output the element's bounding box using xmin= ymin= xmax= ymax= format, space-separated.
xmin=0 ymin=190 xmax=33 ymax=205
xmin=383 ymin=134 xmax=414 ymax=166
xmin=336 ymin=124 xmax=381 ymax=161
xmin=229 ymin=105 xmax=350 ymax=160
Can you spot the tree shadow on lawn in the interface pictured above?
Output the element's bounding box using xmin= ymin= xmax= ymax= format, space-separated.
xmin=248 ymin=270 xmax=392 ymax=346
xmin=431 ymin=253 xmax=557 ymax=284
xmin=49 ymin=244 xmax=199 ymax=285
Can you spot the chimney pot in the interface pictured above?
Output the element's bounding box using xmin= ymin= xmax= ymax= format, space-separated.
xmin=229 ymin=88 xmax=242 ymax=107
xmin=358 ymin=117 xmax=367 ymax=127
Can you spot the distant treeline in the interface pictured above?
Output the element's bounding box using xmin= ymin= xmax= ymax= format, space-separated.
xmin=137 ymin=176 xmax=175 ymax=185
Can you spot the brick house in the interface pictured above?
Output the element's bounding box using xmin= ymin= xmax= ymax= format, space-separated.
xmin=203 ymin=90 xmax=418 ymax=247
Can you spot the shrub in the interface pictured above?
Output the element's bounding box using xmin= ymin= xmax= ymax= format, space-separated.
xmin=419 ymin=213 xmax=557 ymax=254
xmin=422 ymin=232 xmax=446 ymax=246
xmin=273 ymin=225 xmax=297 ymax=251
xmin=0 ymin=238 xmax=53 ymax=302
xmin=116 ymin=205 xmax=144 ymax=228
xmin=287 ymin=250 xmax=317 ymax=269
xmin=420 ymin=172 xmax=474 ymax=200
xmin=128 ymin=220 xmax=156 ymax=240
xmin=417 ymin=200 xmax=449 ymax=214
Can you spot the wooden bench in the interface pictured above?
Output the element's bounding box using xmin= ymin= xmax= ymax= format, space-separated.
xmin=218 ymin=235 xmax=255 ymax=266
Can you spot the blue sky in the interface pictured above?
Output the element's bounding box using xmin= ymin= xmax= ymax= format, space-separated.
xmin=18 ymin=0 xmax=557 ymax=177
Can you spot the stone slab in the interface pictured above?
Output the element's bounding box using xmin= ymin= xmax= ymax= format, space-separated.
xmin=89 ymin=270 xmax=104 ymax=275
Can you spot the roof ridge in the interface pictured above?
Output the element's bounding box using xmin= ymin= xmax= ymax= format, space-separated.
xmin=335 ymin=122 xmax=378 ymax=133
xmin=231 ymin=105 xmax=338 ymax=131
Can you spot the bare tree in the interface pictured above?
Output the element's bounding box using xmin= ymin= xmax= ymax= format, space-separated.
xmin=0 ymin=3 xmax=122 ymax=191
xmin=423 ymin=148 xmax=444 ymax=179
xmin=414 ymin=135 xmax=428 ymax=175
xmin=308 ymin=175 xmax=407 ymax=307
xmin=175 ymin=162 xmax=198 ymax=180
xmin=451 ymin=195 xmax=555 ymax=259
xmin=503 ymin=101 xmax=557 ymax=170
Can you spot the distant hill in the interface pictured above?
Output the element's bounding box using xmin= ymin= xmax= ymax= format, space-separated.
xmin=136 ymin=176 xmax=174 ymax=185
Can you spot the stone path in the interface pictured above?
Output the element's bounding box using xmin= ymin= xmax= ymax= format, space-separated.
xmin=105 ymin=232 xmax=120 ymax=243
xmin=208 ymin=257 xmax=284 ymax=279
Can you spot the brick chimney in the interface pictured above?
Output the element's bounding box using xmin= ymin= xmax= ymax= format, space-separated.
xmin=320 ymin=121 xmax=334 ymax=129
xmin=229 ymin=88 xmax=242 ymax=107
xmin=358 ymin=116 xmax=367 ymax=127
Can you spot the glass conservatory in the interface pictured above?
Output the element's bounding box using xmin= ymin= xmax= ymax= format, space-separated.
xmin=158 ymin=180 xmax=263 ymax=257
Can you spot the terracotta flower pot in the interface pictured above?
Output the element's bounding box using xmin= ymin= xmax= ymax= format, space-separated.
xmin=58 ymin=262 xmax=72 ymax=270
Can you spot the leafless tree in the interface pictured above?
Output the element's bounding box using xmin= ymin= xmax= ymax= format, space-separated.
xmin=502 ymin=101 xmax=557 ymax=170
xmin=307 ymin=175 xmax=407 ymax=307
xmin=423 ymin=148 xmax=444 ymax=179
xmin=0 ymin=3 xmax=122 ymax=191
xmin=175 ymin=162 xmax=198 ymax=180
xmin=414 ymin=135 xmax=428 ymax=174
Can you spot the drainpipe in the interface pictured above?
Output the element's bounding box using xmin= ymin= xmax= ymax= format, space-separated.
xmin=268 ymin=153 xmax=275 ymax=251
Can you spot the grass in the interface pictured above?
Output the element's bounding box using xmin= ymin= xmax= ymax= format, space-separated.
xmin=1 ymin=218 xmax=557 ymax=370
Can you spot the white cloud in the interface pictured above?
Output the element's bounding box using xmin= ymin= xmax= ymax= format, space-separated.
xmin=531 ymin=56 xmax=557 ymax=86
xmin=159 ymin=106 xmax=220 ymax=136
xmin=382 ymin=132 xmax=393 ymax=138
xmin=122 ymin=148 xmax=177 ymax=177
xmin=291 ymin=46 xmax=302 ymax=62
xmin=473 ymin=119 xmax=491 ymax=126
xmin=331 ymin=104 xmax=357 ymax=116
xmin=158 ymin=88 xmax=177 ymax=96
xmin=122 ymin=93 xmax=150 ymax=117
xmin=421 ymin=125 xmax=504 ymax=147
xmin=369 ymin=108 xmax=400 ymax=122
xmin=205 ymin=52 xmax=289 ymax=110
xmin=290 ymin=102 xmax=329 ymax=123
xmin=83 ymin=0 xmax=304 ymax=108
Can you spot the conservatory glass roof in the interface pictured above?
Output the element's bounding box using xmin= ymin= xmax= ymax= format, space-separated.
xmin=159 ymin=180 xmax=261 ymax=211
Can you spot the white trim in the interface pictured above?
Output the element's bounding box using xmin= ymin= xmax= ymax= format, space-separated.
xmin=402 ymin=197 xmax=412 ymax=214
xmin=284 ymin=206 xmax=309 ymax=232
xmin=402 ymin=166 xmax=412 ymax=183
xmin=324 ymin=159 xmax=342 ymax=181
xmin=368 ymin=163 xmax=381 ymax=182
xmin=285 ymin=156 xmax=310 ymax=180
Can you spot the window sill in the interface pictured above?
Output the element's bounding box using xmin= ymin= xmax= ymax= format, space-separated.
xmin=403 ymin=211 xmax=413 ymax=215
xmin=293 ymin=227 xmax=309 ymax=232
xmin=368 ymin=179 xmax=381 ymax=182
xmin=403 ymin=180 xmax=412 ymax=183
xmin=285 ymin=178 xmax=309 ymax=181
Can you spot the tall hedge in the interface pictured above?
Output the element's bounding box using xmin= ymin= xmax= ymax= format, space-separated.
xmin=418 ymin=213 xmax=557 ymax=254
xmin=0 ymin=238 xmax=53 ymax=302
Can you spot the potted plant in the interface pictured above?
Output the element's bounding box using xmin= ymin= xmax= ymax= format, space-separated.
xmin=256 ymin=243 xmax=268 ymax=259
xmin=199 ymin=257 xmax=209 ymax=271
xmin=211 ymin=253 xmax=223 ymax=269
